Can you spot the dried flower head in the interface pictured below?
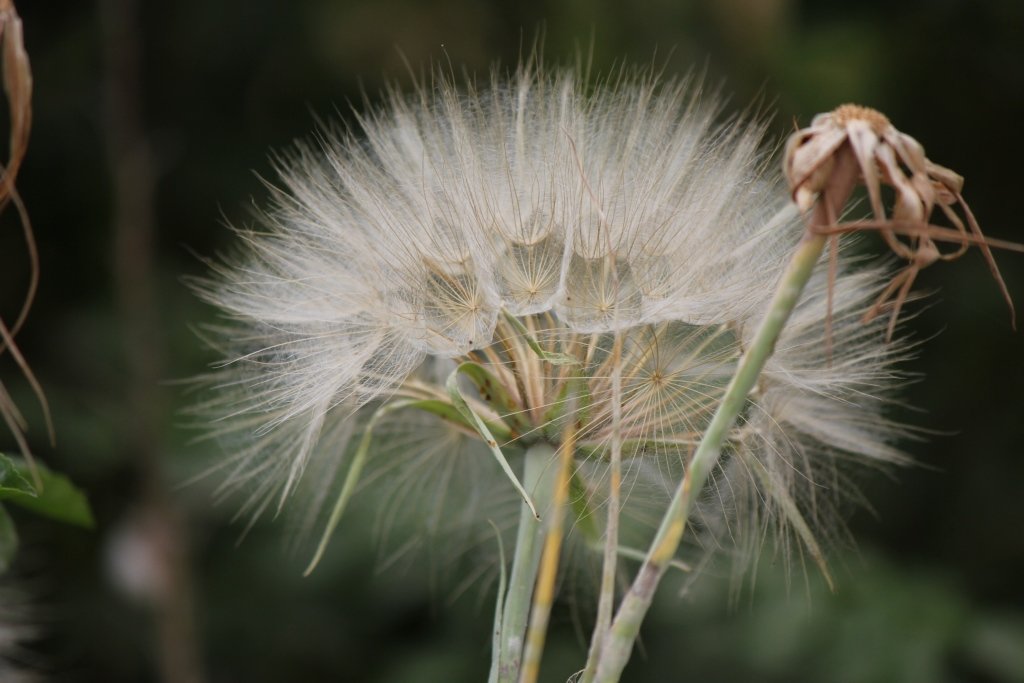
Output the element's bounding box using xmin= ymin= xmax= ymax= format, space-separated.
xmin=785 ymin=103 xmax=1017 ymax=340
xmin=196 ymin=65 xmax=910 ymax=576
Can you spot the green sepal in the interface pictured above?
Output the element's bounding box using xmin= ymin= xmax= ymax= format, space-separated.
xmin=304 ymin=391 xmax=517 ymax=576
xmin=403 ymin=397 xmax=512 ymax=441
xmin=447 ymin=363 xmax=538 ymax=519
xmin=501 ymin=310 xmax=579 ymax=366
xmin=306 ymin=399 xmax=420 ymax=575
xmin=0 ymin=455 xmax=93 ymax=529
xmin=453 ymin=362 xmax=531 ymax=437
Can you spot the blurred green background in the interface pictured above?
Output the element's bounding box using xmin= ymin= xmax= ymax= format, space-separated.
xmin=2 ymin=0 xmax=1023 ymax=681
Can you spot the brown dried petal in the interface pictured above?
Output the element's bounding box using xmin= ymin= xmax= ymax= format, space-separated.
xmin=784 ymin=127 xmax=847 ymax=211
xmin=909 ymin=172 xmax=938 ymax=209
xmin=926 ymin=161 xmax=965 ymax=194
xmin=876 ymin=144 xmax=927 ymax=222
xmin=845 ymin=121 xmax=887 ymax=220
xmin=886 ymin=131 xmax=928 ymax=175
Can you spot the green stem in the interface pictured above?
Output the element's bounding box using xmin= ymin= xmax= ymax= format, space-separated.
xmin=496 ymin=442 xmax=558 ymax=683
xmin=581 ymin=332 xmax=623 ymax=683
xmin=518 ymin=406 xmax=578 ymax=683
xmin=591 ymin=233 xmax=828 ymax=683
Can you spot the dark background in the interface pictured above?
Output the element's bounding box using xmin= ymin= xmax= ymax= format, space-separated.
xmin=2 ymin=0 xmax=1023 ymax=681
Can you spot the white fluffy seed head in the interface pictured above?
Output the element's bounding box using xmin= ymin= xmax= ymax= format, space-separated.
xmin=195 ymin=62 xmax=911 ymax=576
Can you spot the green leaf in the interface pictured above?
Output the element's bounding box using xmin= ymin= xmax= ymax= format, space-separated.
xmin=0 ymin=455 xmax=94 ymax=529
xmin=0 ymin=505 xmax=17 ymax=574
xmin=0 ymin=453 xmax=36 ymax=498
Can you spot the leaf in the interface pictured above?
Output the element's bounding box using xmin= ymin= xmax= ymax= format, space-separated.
xmin=0 ymin=452 xmax=34 ymax=497
xmin=0 ymin=504 xmax=16 ymax=573
xmin=0 ymin=455 xmax=93 ymax=529
xmin=447 ymin=363 xmax=539 ymax=519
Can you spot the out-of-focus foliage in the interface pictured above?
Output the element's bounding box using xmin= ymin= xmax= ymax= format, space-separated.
xmin=0 ymin=0 xmax=1021 ymax=681
xmin=0 ymin=454 xmax=93 ymax=528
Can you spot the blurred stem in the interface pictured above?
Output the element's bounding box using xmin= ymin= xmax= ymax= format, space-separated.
xmin=497 ymin=442 xmax=557 ymax=683
xmin=100 ymin=0 xmax=205 ymax=681
xmin=590 ymin=232 xmax=827 ymax=683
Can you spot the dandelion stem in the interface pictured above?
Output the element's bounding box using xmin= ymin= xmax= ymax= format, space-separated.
xmin=581 ymin=331 xmax=623 ymax=683
xmin=590 ymin=232 xmax=828 ymax=683
xmin=497 ymin=442 xmax=558 ymax=683
xmin=519 ymin=393 xmax=579 ymax=683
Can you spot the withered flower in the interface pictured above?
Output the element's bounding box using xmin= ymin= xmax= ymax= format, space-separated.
xmin=785 ymin=103 xmax=1018 ymax=340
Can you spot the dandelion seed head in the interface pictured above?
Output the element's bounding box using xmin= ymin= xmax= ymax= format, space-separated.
xmin=196 ymin=63 xmax=911 ymax=576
